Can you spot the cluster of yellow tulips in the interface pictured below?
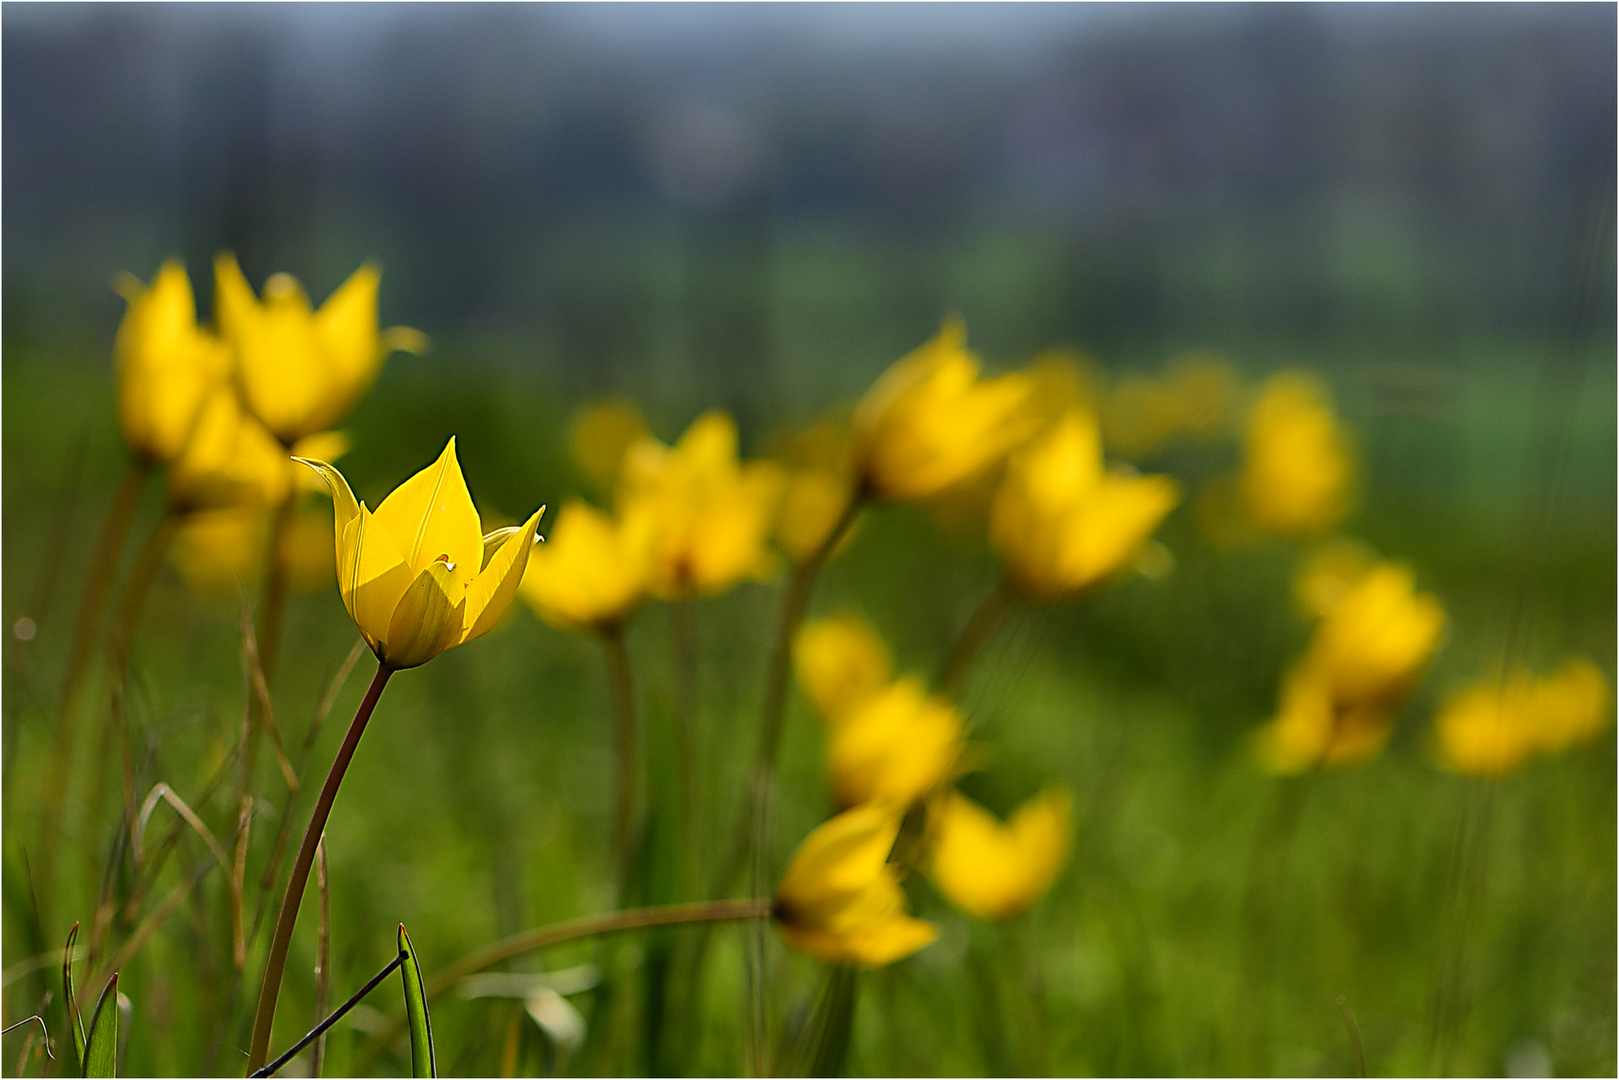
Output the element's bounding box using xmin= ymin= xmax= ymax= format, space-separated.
xmin=77 ymin=250 xmax=1610 ymax=1075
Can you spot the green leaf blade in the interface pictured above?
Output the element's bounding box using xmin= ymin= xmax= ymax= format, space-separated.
xmin=63 ymin=922 xmax=84 ymax=1074
xmin=398 ymin=924 xmax=436 ymax=1078
xmin=82 ymin=972 xmax=118 ymax=1078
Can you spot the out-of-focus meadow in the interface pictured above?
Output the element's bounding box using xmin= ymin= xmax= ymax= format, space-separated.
xmin=3 ymin=5 xmax=1615 ymax=1078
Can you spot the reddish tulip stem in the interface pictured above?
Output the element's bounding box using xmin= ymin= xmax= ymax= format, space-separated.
xmin=247 ymin=660 xmax=392 ymax=1073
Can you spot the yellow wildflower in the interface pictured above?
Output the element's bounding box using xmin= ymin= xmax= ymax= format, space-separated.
xmin=569 ymin=399 xmax=649 ymax=489
xmin=928 ymin=788 xmax=1071 ymax=919
xmin=170 ymin=507 xmax=271 ymax=598
xmin=773 ymin=419 xmax=859 ymax=564
xmin=618 ymin=411 xmax=784 ymax=600
xmin=828 ymin=677 xmax=963 ymax=809
xmin=794 ymin=616 xmax=893 ymax=724
xmin=1293 ymin=536 xmax=1378 ymax=619
xmin=774 ymin=804 xmax=937 ymax=967
xmin=989 ymin=408 xmax=1178 ymax=602
xmin=1436 ymin=659 xmax=1610 ymax=776
xmin=852 ymin=318 xmax=1035 ymax=501
xmin=166 ymin=388 xmax=296 ymax=513
xmin=518 ymin=500 xmax=653 ymax=634
xmin=299 ymin=438 xmax=544 ymax=670
xmin=113 ymin=260 xmax=232 ymax=466
xmin=1239 ymin=372 xmax=1354 ymax=537
xmin=1257 ymin=562 xmax=1446 ymax=772
xmin=214 ymin=254 xmax=425 ymax=445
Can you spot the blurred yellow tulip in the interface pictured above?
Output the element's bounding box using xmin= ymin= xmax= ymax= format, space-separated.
xmin=518 ymin=500 xmax=653 ymax=634
xmin=618 ymin=410 xmax=785 ymax=600
xmin=299 ymin=438 xmax=544 ymax=669
xmin=166 ymin=387 xmax=295 ymax=513
xmin=569 ymin=399 xmax=649 ymax=489
xmin=170 ymin=506 xmax=271 ymax=598
xmin=113 ymin=260 xmax=232 ymax=466
xmin=1436 ymin=659 xmax=1609 ymax=776
xmin=215 ymin=254 xmax=425 ymax=445
xmin=989 ymin=409 xmax=1179 ymax=602
xmin=828 ymin=677 xmax=963 ymax=809
xmin=774 ymin=803 xmax=937 ymax=967
xmin=794 ymin=616 xmax=893 ymax=724
xmin=1257 ymin=562 xmax=1446 ymax=772
xmin=928 ymin=788 xmax=1071 ymax=919
xmin=1293 ymin=536 xmax=1378 ymax=619
xmin=1103 ymin=352 xmax=1239 ymax=458
xmin=852 ymin=318 xmax=1035 ymax=501
xmin=1240 ymin=372 xmax=1354 ymax=537
xmin=772 ymin=418 xmax=859 ymax=563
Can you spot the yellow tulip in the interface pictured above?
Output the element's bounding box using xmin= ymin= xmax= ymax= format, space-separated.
xmin=928 ymin=788 xmax=1071 ymax=919
xmin=1293 ymin=536 xmax=1377 ymax=620
xmin=1256 ymin=562 xmax=1445 ymax=772
xmin=989 ymin=409 xmax=1179 ymax=602
xmin=1239 ymin=372 xmax=1354 ymax=537
xmin=1436 ymin=659 xmax=1610 ymax=776
xmin=166 ymin=387 xmax=296 ymax=513
xmin=769 ymin=418 xmax=860 ymax=563
xmin=170 ymin=506 xmax=271 ymax=598
xmin=828 ymin=677 xmax=963 ymax=809
xmin=568 ymin=399 xmax=649 ymax=489
xmin=618 ymin=410 xmax=784 ymax=600
xmin=774 ymin=803 xmax=937 ymax=967
xmin=215 ymin=254 xmax=425 ymax=445
xmin=518 ymin=500 xmax=653 ymax=634
xmin=299 ymin=438 xmax=544 ymax=670
xmin=113 ymin=260 xmax=232 ymax=466
xmin=794 ymin=616 xmax=893 ymax=725
xmin=852 ymin=318 xmax=1035 ymax=501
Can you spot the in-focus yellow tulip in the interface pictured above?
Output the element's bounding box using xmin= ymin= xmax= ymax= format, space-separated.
xmin=852 ymin=318 xmax=1035 ymax=501
xmin=828 ymin=677 xmax=963 ymax=809
xmin=215 ymin=254 xmax=425 ymax=445
xmin=113 ymin=260 xmax=232 ymax=466
xmin=569 ymin=399 xmax=649 ymax=490
xmin=794 ymin=616 xmax=893 ymax=724
xmin=928 ymin=788 xmax=1071 ymax=919
xmin=618 ymin=411 xmax=784 ymax=600
xmin=1257 ymin=562 xmax=1446 ymax=772
xmin=989 ymin=409 xmax=1179 ymax=602
xmin=774 ymin=803 xmax=937 ymax=967
xmin=299 ymin=438 xmax=544 ymax=670
xmin=518 ymin=500 xmax=653 ymax=634
xmin=1239 ymin=372 xmax=1354 ymax=537
xmin=1436 ymin=659 xmax=1610 ymax=776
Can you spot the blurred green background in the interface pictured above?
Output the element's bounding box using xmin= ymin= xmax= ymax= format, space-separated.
xmin=3 ymin=4 xmax=1615 ymax=1077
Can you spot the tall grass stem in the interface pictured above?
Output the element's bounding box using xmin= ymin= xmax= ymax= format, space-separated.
xmin=600 ymin=627 xmax=638 ymax=889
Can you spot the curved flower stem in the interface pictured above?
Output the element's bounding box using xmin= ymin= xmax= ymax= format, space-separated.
xmin=599 ymin=625 xmax=638 ymax=889
xmin=247 ymin=660 xmax=393 ymax=1073
xmin=935 ymin=578 xmax=1018 ymax=699
xmin=351 ymin=898 xmax=773 ymax=1075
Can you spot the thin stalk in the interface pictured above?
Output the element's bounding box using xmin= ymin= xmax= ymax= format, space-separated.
xmin=48 ymin=464 xmax=148 ymax=823
xmin=600 ymin=626 xmax=638 ymax=887
xmin=352 ymin=899 xmax=773 ymax=1076
xmin=935 ymin=578 xmax=1018 ymax=698
xmin=310 ymin=837 xmax=331 ymax=1079
xmin=670 ymin=600 xmax=700 ymax=881
xmin=256 ymin=495 xmax=297 ymax=682
xmin=247 ymin=661 xmax=393 ymax=1073
xmin=253 ymin=953 xmax=404 ymax=1078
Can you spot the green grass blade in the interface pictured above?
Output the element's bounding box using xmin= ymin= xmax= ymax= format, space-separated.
xmin=795 ymin=965 xmax=858 ymax=1078
xmin=81 ymin=972 xmax=118 ymax=1078
xmin=62 ymin=922 xmax=84 ymax=1073
xmin=398 ymin=925 xmax=436 ymax=1078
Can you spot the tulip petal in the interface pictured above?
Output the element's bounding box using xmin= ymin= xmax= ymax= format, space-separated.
xmin=294 ymin=457 xmax=361 ymax=544
xmin=479 ymin=525 xmax=524 ymax=570
xmin=383 ymin=561 xmax=467 ymax=669
xmin=349 ymin=506 xmax=416 ymax=651
xmin=462 ymin=507 xmax=544 ymax=644
xmin=314 ymin=263 xmax=383 ymax=400
xmin=372 ymin=437 xmax=483 ymax=588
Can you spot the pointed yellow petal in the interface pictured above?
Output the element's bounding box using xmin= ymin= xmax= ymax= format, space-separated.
xmin=212 ymin=252 xmax=259 ymax=340
xmin=382 ymin=561 xmax=467 ymax=669
xmin=462 ymin=507 xmax=544 ymax=643
xmin=371 ymin=438 xmax=483 ymax=588
xmin=313 ymin=263 xmax=383 ymax=402
xmin=293 ymin=457 xmax=360 ymax=543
